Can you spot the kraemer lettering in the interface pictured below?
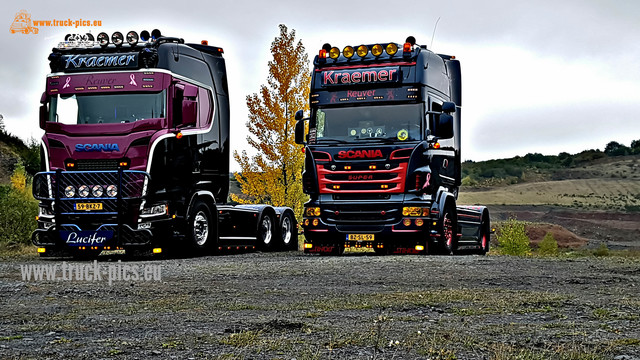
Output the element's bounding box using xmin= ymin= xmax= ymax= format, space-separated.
xmin=63 ymin=53 xmax=138 ymax=70
xmin=322 ymin=67 xmax=398 ymax=86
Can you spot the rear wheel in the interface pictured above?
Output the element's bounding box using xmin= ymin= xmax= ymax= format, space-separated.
xmin=258 ymin=213 xmax=275 ymax=251
xmin=188 ymin=200 xmax=214 ymax=252
xmin=279 ymin=212 xmax=297 ymax=251
xmin=476 ymin=217 xmax=491 ymax=255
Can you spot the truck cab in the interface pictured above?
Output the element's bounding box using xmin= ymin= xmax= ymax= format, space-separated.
xmin=295 ymin=38 xmax=490 ymax=255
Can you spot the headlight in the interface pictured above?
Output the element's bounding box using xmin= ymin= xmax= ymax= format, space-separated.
xmin=140 ymin=204 xmax=168 ymax=217
xmin=106 ymin=185 xmax=118 ymax=197
xmin=78 ymin=185 xmax=90 ymax=198
xmin=92 ymin=185 xmax=104 ymax=197
xmin=64 ymin=185 xmax=75 ymax=198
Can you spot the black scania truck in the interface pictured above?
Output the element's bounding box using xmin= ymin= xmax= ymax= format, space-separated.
xmin=294 ymin=37 xmax=490 ymax=255
xmin=32 ymin=30 xmax=297 ymax=257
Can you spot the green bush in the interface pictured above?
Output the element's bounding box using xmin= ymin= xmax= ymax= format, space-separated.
xmin=593 ymin=242 xmax=610 ymax=257
xmin=496 ymin=218 xmax=531 ymax=256
xmin=0 ymin=163 xmax=38 ymax=246
xmin=537 ymin=232 xmax=558 ymax=256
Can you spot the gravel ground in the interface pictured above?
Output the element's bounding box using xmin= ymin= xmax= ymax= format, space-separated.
xmin=1 ymin=250 xmax=639 ymax=359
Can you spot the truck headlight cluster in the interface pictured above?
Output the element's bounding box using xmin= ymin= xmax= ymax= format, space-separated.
xmin=402 ymin=207 xmax=430 ymax=217
xmin=63 ymin=184 xmax=118 ymax=198
xmin=141 ymin=204 xmax=168 ymax=217
xmin=304 ymin=207 xmax=321 ymax=217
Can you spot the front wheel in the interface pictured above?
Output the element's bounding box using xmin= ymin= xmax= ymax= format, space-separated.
xmin=438 ymin=203 xmax=457 ymax=255
xmin=188 ymin=201 xmax=214 ymax=252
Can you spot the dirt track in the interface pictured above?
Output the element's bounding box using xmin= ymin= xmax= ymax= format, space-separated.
xmin=1 ymin=251 xmax=639 ymax=359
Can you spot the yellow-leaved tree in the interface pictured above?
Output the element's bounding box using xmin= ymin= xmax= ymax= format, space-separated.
xmin=231 ymin=24 xmax=311 ymax=218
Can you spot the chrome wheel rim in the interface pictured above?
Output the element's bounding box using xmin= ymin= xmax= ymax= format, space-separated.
xmin=444 ymin=213 xmax=453 ymax=248
xmin=193 ymin=211 xmax=209 ymax=246
xmin=281 ymin=216 xmax=292 ymax=245
xmin=261 ymin=216 xmax=272 ymax=245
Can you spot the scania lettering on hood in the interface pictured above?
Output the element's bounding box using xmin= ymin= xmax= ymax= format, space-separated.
xmin=75 ymin=143 xmax=121 ymax=152
xmin=336 ymin=149 xmax=384 ymax=159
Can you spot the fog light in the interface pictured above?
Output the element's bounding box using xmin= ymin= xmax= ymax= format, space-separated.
xmin=312 ymin=219 xmax=319 ymax=226
xmin=304 ymin=243 xmax=313 ymax=249
xmin=415 ymin=245 xmax=425 ymax=251
xmin=415 ymin=219 xmax=424 ymax=227
xmin=37 ymin=247 xmax=46 ymax=253
xmin=153 ymin=248 xmax=162 ymax=254
xmin=403 ymin=219 xmax=411 ymax=226
xmin=106 ymin=185 xmax=118 ymax=197
xmin=304 ymin=219 xmax=309 ymax=226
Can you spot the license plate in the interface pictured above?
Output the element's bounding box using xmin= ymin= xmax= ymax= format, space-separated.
xmin=75 ymin=202 xmax=103 ymax=211
xmin=347 ymin=234 xmax=375 ymax=241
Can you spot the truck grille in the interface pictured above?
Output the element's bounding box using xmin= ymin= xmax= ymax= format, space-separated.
xmin=322 ymin=204 xmax=400 ymax=225
xmin=76 ymin=159 xmax=120 ymax=171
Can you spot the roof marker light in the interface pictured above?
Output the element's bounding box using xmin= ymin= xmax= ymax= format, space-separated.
xmin=97 ymin=32 xmax=109 ymax=47
xmin=126 ymin=31 xmax=139 ymax=46
xmin=343 ymin=46 xmax=354 ymax=58
xmin=329 ymin=47 xmax=340 ymax=59
xmin=403 ymin=42 xmax=412 ymax=53
xmin=371 ymin=44 xmax=383 ymax=56
xmin=356 ymin=45 xmax=368 ymax=57
xmin=111 ymin=31 xmax=124 ymax=47
xmin=201 ymin=40 xmax=208 ymax=45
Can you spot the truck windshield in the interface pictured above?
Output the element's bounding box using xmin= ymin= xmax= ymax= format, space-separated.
xmin=312 ymin=103 xmax=423 ymax=143
xmin=49 ymin=91 xmax=166 ymax=125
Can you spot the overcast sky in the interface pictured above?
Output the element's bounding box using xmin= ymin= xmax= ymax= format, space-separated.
xmin=2 ymin=0 xmax=640 ymax=171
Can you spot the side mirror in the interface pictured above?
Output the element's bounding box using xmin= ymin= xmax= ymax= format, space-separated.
xmin=39 ymin=104 xmax=48 ymax=129
xmin=438 ymin=114 xmax=454 ymax=139
xmin=294 ymin=109 xmax=304 ymax=121
xmin=295 ymin=119 xmax=307 ymax=145
xmin=442 ymin=101 xmax=456 ymax=113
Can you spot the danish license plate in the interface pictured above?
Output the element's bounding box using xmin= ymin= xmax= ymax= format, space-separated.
xmin=75 ymin=202 xmax=103 ymax=211
xmin=347 ymin=234 xmax=375 ymax=241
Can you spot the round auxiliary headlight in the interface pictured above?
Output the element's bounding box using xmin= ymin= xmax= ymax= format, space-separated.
xmin=371 ymin=44 xmax=383 ymax=56
xmin=78 ymin=185 xmax=90 ymax=198
xmin=111 ymin=31 xmax=124 ymax=47
xmin=126 ymin=31 xmax=138 ymax=46
xmin=357 ymin=45 xmax=368 ymax=57
xmin=97 ymin=32 xmax=109 ymax=47
xmin=92 ymin=185 xmax=104 ymax=198
xmin=329 ymin=47 xmax=340 ymax=59
xmin=64 ymin=185 xmax=75 ymax=198
xmin=106 ymin=185 xmax=118 ymax=197
xmin=343 ymin=46 xmax=354 ymax=58
xmin=140 ymin=30 xmax=150 ymax=42
xmin=386 ymin=43 xmax=398 ymax=56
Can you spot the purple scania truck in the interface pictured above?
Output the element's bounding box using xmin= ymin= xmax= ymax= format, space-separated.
xmin=32 ymin=30 xmax=296 ymax=257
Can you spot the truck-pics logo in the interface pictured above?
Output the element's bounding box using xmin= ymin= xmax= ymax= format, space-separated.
xmin=336 ymin=149 xmax=384 ymax=159
xmin=322 ymin=67 xmax=399 ymax=86
xmin=9 ymin=10 xmax=38 ymax=34
xmin=75 ymin=144 xmax=121 ymax=152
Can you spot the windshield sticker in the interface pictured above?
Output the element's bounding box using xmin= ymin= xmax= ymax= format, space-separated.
xmin=397 ymin=129 xmax=409 ymax=141
xmin=316 ymin=110 xmax=326 ymax=138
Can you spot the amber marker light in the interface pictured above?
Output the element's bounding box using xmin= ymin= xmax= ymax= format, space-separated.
xmin=304 ymin=243 xmax=313 ymax=249
xmin=153 ymin=248 xmax=162 ymax=254
xmin=176 ymin=132 xmax=183 ymax=139
xmin=37 ymin=247 xmax=46 ymax=253
xmin=415 ymin=245 xmax=425 ymax=251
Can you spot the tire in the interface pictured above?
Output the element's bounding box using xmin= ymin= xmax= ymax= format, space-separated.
xmin=477 ymin=216 xmax=491 ymax=255
xmin=438 ymin=202 xmax=457 ymax=255
xmin=279 ymin=212 xmax=297 ymax=251
xmin=258 ymin=212 xmax=275 ymax=251
xmin=188 ymin=200 xmax=213 ymax=252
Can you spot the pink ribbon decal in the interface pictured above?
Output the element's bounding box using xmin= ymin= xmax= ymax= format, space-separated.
xmin=129 ymin=74 xmax=137 ymax=86
xmin=62 ymin=77 xmax=71 ymax=89
xmin=422 ymin=173 xmax=431 ymax=190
